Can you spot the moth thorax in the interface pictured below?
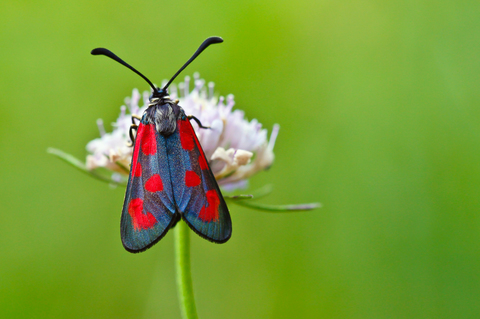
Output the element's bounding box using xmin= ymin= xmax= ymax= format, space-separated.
xmin=154 ymin=104 xmax=177 ymax=136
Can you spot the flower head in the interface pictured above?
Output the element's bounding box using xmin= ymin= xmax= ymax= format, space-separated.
xmin=86 ymin=74 xmax=279 ymax=190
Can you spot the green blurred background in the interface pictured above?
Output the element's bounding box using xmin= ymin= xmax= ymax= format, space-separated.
xmin=2 ymin=0 xmax=480 ymax=318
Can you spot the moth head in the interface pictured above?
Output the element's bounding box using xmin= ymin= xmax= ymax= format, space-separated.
xmin=150 ymin=87 xmax=168 ymax=100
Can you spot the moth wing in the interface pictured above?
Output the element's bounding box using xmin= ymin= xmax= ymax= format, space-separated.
xmin=166 ymin=118 xmax=232 ymax=243
xmin=121 ymin=121 xmax=177 ymax=252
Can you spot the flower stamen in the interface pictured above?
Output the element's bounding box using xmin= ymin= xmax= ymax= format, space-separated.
xmin=96 ymin=119 xmax=106 ymax=137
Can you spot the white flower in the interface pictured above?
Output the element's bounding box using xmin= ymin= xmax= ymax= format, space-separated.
xmin=211 ymin=148 xmax=253 ymax=179
xmin=86 ymin=74 xmax=279 ymax=191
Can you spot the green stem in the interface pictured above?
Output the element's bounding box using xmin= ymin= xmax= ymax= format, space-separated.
xmin=174 ymin=220 xmax=199 ymax=319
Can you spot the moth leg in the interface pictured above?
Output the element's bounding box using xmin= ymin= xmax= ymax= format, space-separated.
xmin=128 ymin=124 xmax=138 ymax=147
xmin=131 ymin=114 xmax=141 ymax=124
xmin=127 ymin=115 xmax=142 ymax=146
xmin=188 ymin=115 xmax=210 ymax=130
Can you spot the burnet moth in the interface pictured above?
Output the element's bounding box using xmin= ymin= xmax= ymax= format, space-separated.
xmin=91 ymin=37 xmax=231 ymax=252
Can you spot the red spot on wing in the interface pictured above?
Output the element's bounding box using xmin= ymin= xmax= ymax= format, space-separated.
xmin=190 ymin=130 xmax=209 ymax=171
xmin=197 ymin=148 xmax=208 ymax=170
xmin=182 ymin=119 xmax=209 ymax=170
xmin=131 ymin=124 xmax=144 ymax=173
xmin=179 ymin=120 xmax=194 ymax=151
xmin=185 ymin=170 xmax=201 ymax=187
xmin=141 ymin=124 xmax=157 ymax=155
xmin=133 ymin=161 xmax=142 ymax=177
xmin=198 ymin=190 xmax=220 ymax=222
xmin=145 ymin=174 xmax=163 ymax=192
xmin=128 ymin=198 xmax=157 ymax=230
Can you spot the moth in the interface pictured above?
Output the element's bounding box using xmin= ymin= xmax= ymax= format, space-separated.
xmin=91 ymin=37 xmax=231 ymax=252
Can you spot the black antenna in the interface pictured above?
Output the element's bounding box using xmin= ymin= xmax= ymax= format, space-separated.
xmin=91 ymin=36 xmax=223 ymax=98
xmin=91 ymin=48 xmax=157 ymax=93
xmin=162 ymin=36 xmax=223 ymax=91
